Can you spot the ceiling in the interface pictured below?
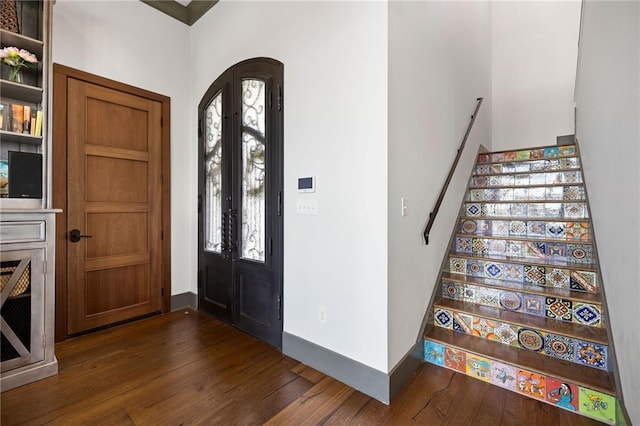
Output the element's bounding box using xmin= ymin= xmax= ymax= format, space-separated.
xmin=139 ymin=0 xmax=218 ymax=26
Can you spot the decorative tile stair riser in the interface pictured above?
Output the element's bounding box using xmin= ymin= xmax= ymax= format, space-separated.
xmin=423 ymin=144 xmax=620 ymax=424
xmin=423 ymin=339 xmax=617 ymax=424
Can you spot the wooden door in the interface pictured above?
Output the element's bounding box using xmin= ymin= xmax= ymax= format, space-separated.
xmin=66 ymin=78 xmax=163 ymax=335
xmin=198 ymin=58 xmax=283 ymax=348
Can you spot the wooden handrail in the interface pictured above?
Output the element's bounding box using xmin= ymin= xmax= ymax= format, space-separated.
xmin=423 ymin=97 xmax=484 ymax=245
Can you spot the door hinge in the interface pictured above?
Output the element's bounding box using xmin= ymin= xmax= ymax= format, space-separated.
xmin=277 ymin=85 xmax=283 ymax=111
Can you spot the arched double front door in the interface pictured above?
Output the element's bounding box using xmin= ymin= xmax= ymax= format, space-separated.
xmin=198 ymin=58 xmax=283 ymax=348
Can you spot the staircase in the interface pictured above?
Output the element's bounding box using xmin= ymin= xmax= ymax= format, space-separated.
xmin=423 ymin=143 xmax=620 ymax=424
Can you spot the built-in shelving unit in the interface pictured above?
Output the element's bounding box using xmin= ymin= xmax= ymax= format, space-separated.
xmin=0 ymin=0 xmax=58 ymax=392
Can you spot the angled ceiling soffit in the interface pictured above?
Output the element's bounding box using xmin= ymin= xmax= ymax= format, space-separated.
xmin=139 ymin=0 xmax=218 ymax=26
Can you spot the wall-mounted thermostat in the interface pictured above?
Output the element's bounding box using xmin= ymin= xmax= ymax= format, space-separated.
xmin=297 ymin=176 xmax=315 ymax=193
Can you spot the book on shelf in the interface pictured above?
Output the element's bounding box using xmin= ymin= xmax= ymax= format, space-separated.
xmin=0 ymin=102 xmax=42 ymax=136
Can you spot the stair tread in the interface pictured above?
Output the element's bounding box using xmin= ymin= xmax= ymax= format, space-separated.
xmin=449 ymin=252 xmax=598 ymax=271
xmin=434 ymin=298 xmax=608 ymax=344
xmin=424 ymin=326 xmax=615 ymax=395
xmin=440 ymin=271 xmax=601 ymax=304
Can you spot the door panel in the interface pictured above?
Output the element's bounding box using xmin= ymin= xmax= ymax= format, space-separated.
xmin=198 ymin=58 xmax=283 ymax=348
xmin=67 ymin=78 xmax=162 ymax=335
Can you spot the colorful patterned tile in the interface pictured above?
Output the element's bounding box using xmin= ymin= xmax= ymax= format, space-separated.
xmin=544 ymin=333 xmax=574 ymax=361
xmin=491 ymin=152 xmax=505 ymax=163
xmin=490 ymin=361 xmax=517 ymax=391
xmin=511 ymin=203 xmax=527 ymax=217
xmin=504 ymin=151 xmax=517 ymax=161
xmin=455 ymin=237 xmax=472 ymax=253
xmin=434 ymin=308 xmax=453 ymax=329
xmin=509 ymin=220 xmax=526 ymax=236
xmin=547 ymin=159 xmax=561 ymax=170
xmin=546 ymin=243 xmax=567 ymax=260
xmin=476 ymin=287 xmax=500 ymax=308
xmin=544 ymin=147 xmax=559 ymax=158
xmin=516 ymin=150 xmax=530 ymax=161
xmin=463 ymin=285 xmax=477 ymax=303
xmin=444 ymin=346 xmax=466 ymax=373
xmin=563 ymin=186 xmax=584 ymax=200
xmin=546 ymin=268 xmax=570 ymax=288
xmin=495 ymin=203 xmax=511 ymax=217
xmin=449 ymin=257 xmax=467 ymax=274
xmin=564 ymin=203 xmax=587 ymax=219
xmin=484 ymin=189 xmax=499 ymax=202
xmin=477 ymin=153 xmax=490 ymax=164
xmin=524 ymin=241 xmax=546 ymax=259
xmin=559 ymin=145 xmax=576 ymax=157
xmin=578 ymin=387 xmax=616 ymax=424
xmin=570 ymin=270 xmax=597 ymax=293
xmin=546 ymin=298 xmax=573 ymax=321
xmin=546 ymin=186 xmax=564 ymax=200
xmin=481 ymin=204 xmax=497 ymax=217
xmin=513 ymin=188 xmax=528 ymax=200
xmin=499 ymin=291 xmax=522 ymax=311
xmin=424 ymin=340 xmax=445 ymax=366
xmin=545 ymin=172 xmax=561 ymax=185
xmin=568 ymin=244 xmax=592 ymax=263
xmin=530 ymin=160 xmax=547 ymax=171
xmin=507 ymin=241 xmax=523 ymax=257
xmin=527 ymin=221 xmax=545 ymax=237
xmin=490 ymin=164 xmax=503 ymax=174
xmin=573 ymin=303 xmax=601 ymax=327
xmin=517 ymin=328 xmax=545 ymax=352
xmin=544 ymin=203 xmax=562 ymax=217
xmin=452 ymin=312 xmax=473 ymax=334
xmin=466 ymin=260 xmax=484 ymax=277
xmin=575 ymin=340 xmax=608 ymax=370
xmin=524 ymin=265 xmax=546 ymax=285
xmin=497 ymin=188 xmax=513 ymax=201
xmin=546 ymin=222 xmax=566 ymax=239
xmin=487 ymin=239 xmax=508 ymax=255
xmin=442 ymin=281 xmax=464 ymax=301
xmin=484 ymin=262 xmax=503 ymax=279
xmin=514 ymin=174 xmax=530 ymax=185
xmin=530 ymin=149 xmax=544 ymax=160
xmin=461 ymin=219 xmax=477 ymax=234
xmin=546 ymin=379 xmax=578 ymax=412
xmin=474 ymin=176 xmax=488 ymax=187
xmin=502 ymin=162 xmax=516 ymax=173
xmin=472 ymin=238 xmax=488 ymax=254
xmin=528 ymin=203 xmax=547 ymax=217
xmin=472 ymin=317 xmax=497 ymax=340
xmin=523 ymin=294 xmax=546 ymax=316
xmin=466 ymin=203 xmax=481 ymax=217
xmin=494 ymin=322 xmax=520 ymax=346
xmin=566 ymin=222 xmax=591 ymax=241
xmin=476 ymin=164 xmax=490 ymax=175
xmin=562 ymin=171 xmax=582 ymax=184
xmin=560 ymin=157 xmax=579 ymax=169
xmin=503 ymin=263 xmax=524 ymax=282
xmin=492 ymin=220 xmax=509 ymax=236
xmin=516 ymin=369 xmax=546 ymax=400
xmin=515 ymin=161 xmax=531 ymax=172
xmin=469 ymin=189 xmax=484 ymax=201
xmin=466 ymin=353 xmax=491 ymax=382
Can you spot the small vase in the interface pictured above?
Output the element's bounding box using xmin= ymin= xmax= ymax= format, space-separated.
xmin=8 ymin=66 xmax=23 ymax=83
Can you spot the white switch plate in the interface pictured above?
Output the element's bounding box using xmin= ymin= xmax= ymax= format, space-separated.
xmin=296 ymin=198 xmax=318 ymax=215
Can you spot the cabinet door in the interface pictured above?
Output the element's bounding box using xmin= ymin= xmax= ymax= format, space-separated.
xmin=0 ymin=248 xmax=45 ymax=372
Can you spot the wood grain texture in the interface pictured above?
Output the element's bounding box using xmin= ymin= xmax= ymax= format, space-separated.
xmin=1 ymin=310 xmax=603 ymax=425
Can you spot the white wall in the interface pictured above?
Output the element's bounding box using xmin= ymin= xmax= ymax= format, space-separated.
xmin=575 ymin=1 xmax=640 ymax=423
xmin=52 ymin=0 xmax=195 ymax=296
xmin=387 ymin=1 xmax=492 ymax=370
xmin=191 ymin=1 xmax=389 ymax=371
xmin=492 ymin=1 xmax=580 ymax=150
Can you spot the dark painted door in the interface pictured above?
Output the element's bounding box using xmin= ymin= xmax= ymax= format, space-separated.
xmin=198 ymin=58 xmax=283 ymax=348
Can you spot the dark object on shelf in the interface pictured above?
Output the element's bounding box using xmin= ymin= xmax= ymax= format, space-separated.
xmin=0 ymin=0 xmax=20 ymax=33
xmin=8 ymin=150 xmax=41 ymax=198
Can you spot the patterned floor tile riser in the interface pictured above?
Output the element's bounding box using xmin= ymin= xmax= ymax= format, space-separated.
xmin=464 ymin=201 xmax=589 ymax=220
xmin=423 ymin=339 xmax=617 ymax=424
xmin=467 ymin=185 xmax=585 ymax=202
xmin=433 ymin=307 xmax=608 ymax=370
xmin=459 ymin=218 xmax=592 ymax=241
xmin=448 ymin=256 xmax=598 ymax=292
xmin=441 ymin=281 xmax=603 ymax=328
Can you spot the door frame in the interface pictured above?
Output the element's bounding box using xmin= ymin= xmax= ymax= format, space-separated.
xmin=52 ymin=64 xmax=172 ymax=342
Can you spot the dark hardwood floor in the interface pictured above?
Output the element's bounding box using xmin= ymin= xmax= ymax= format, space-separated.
xmin=1 ymin=310 xmax=602 ymax=425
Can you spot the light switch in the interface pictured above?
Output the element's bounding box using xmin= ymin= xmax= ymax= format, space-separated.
xmin=296 ymin=198 xmax=318 ymax=215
